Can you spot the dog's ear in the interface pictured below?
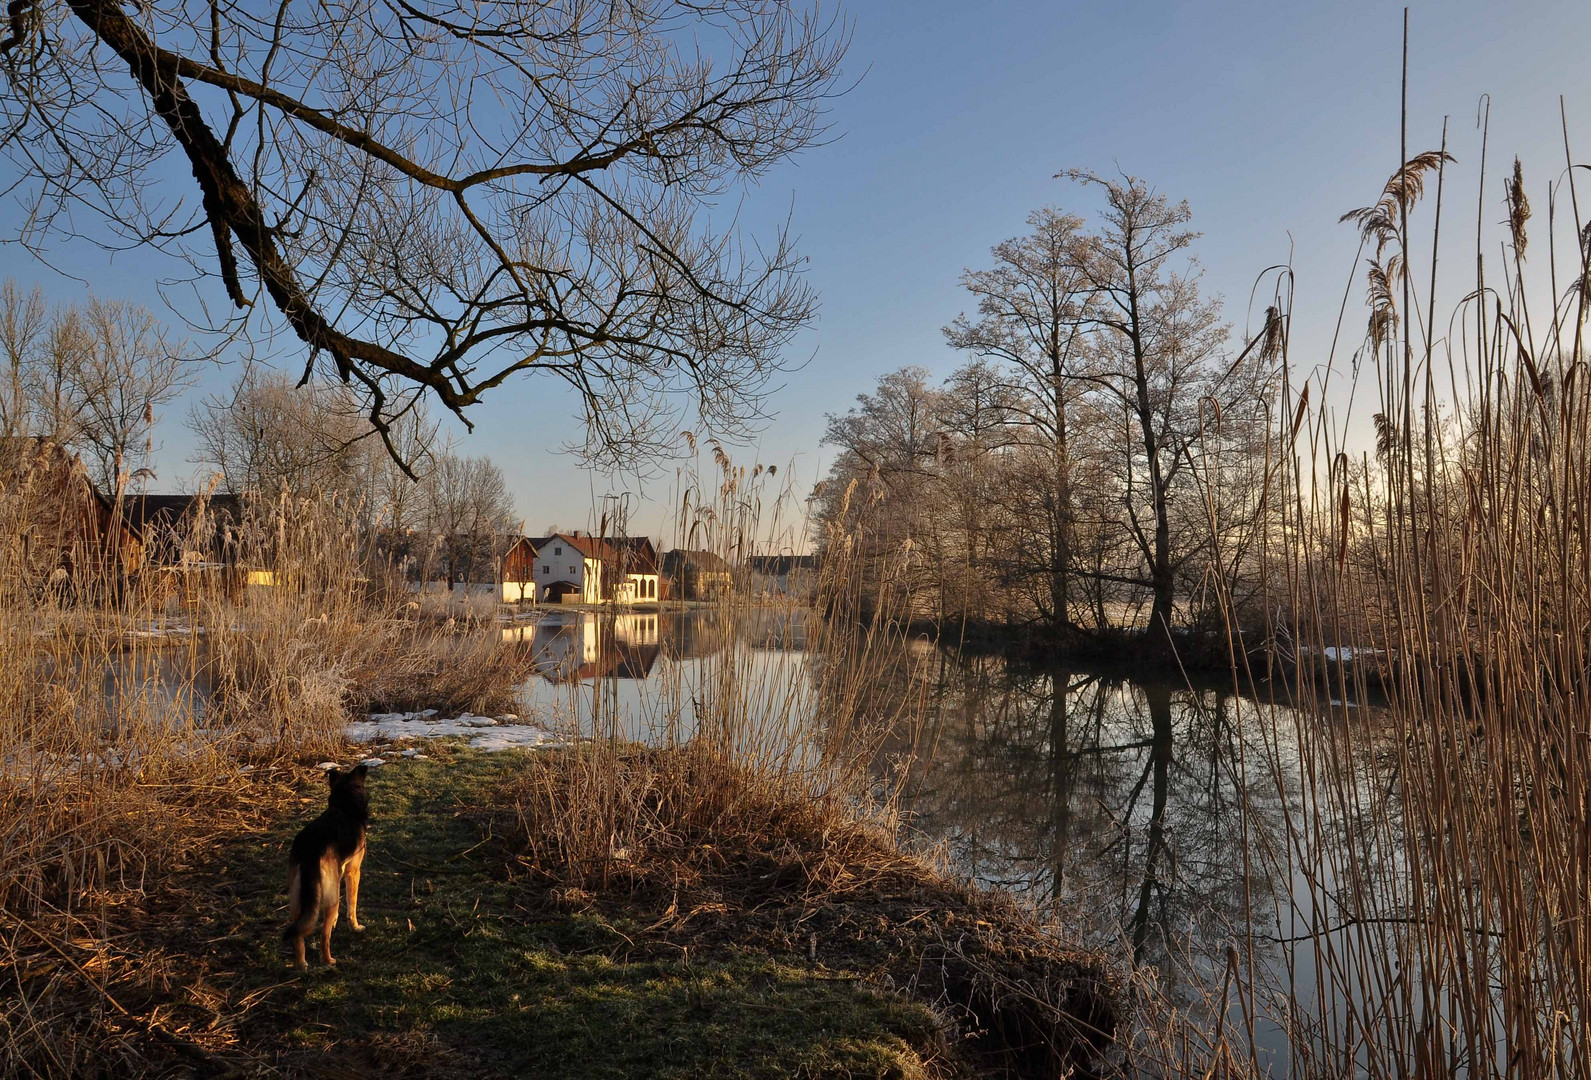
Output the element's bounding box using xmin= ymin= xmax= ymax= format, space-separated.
xmin=351 ymin=763 xmax=370 ymax=778
xmin=327 ymin=768 xmax=342 ymax=786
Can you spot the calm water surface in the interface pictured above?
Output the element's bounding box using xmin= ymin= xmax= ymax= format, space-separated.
xmin=507 ymin=608 xmax=1390 ymax=1069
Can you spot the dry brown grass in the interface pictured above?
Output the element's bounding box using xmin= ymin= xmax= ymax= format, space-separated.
xmin=483 ymin=452 xmax=1124 ymax=1074
xmin=0 ymin=767 xmax=304 ymax=1078
xmin=0 ymin=484 xmax=528 ymax=1077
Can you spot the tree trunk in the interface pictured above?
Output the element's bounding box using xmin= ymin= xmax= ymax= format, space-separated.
xmin=1128 ymin=310 xmax=1175 ymax=660
xmin=1148 ymin=507 xmax=1174 ymax=656
xmin=1051 ymin=382 xmax=1073 ymax=632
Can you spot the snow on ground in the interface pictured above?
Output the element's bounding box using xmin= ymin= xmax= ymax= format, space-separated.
xmin=345 ymin=710 xmax=568 ymax=752
xmin=1297 ymin=645 xmax=1387 ymax=662
xmin=3 ymin=711 xmax=564 ymax=781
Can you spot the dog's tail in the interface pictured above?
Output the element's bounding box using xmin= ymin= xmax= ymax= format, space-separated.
xmin=284 ymin=855 xmax=335 ymax=941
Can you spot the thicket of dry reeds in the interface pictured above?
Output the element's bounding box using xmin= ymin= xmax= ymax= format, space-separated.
xmin=1171 ymin=103 xmax=1591 ymax=1078
xmin=0 ymin=482 xmax=525 ymax=1075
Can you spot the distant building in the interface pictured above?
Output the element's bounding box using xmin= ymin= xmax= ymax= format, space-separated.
xmin=121 ymin=493 xmax=243 ymax=566
xmin=660 ymin=548 xmax=733 ymax=600
xmin=120 ymin=492 xmax=279 ymax=597
xmin=746 ymin=553 xmax=817 ymax=598
xmin=519 ymin=532 xmax=660 ymax=605
xmin=499 ymin=535 xmax=547 ymax=603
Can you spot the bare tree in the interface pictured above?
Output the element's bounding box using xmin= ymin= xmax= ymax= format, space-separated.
xmin=935 ymin=359 xmax=1019 ymax=622
xmin=946 ymin=208 xmax=1095 ymax=629
xmin=1 ymin=1 xmax=848 ymax=466
xmin=421 ymin=450 xmax=515 ymax=589
xmin=816 ymin=179 xmax=1271 ymax=649
xmin=0 ymin=280 xmax=47 ymax=436
xmin=0 ymin=282 xmax=193 ymax=492
xmin=366 ymin=404 xmax=439 ymax=534
xmin=817 ymin=364 xmax=948 ymax=576
xmin=188 ymin=369 xmax=373 ymax=497
xmin=64 ymin=298 xmax=195 ymax=494
xmin=1062 ymin=172 xmax=1235 ymax=653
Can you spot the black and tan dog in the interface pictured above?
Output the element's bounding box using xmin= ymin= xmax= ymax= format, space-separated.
xmin=284 ymin=763 xmax=369 ymax=969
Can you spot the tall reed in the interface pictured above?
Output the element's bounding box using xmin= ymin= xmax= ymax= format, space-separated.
xmin=1186 ymin=112 xmax=1591 ymax=1078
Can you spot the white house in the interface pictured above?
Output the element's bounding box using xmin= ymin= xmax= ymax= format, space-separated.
xmin=528 ymin=533 xmax=660 ymax=605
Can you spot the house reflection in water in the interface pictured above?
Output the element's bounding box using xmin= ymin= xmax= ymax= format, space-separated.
xmin=502 ymin=610 xmax=669 ymax=684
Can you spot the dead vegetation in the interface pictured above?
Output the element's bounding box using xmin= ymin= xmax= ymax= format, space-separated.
xmin=0 ymin=765 xmax=305 ymax=1078
xmin=489 ymin=743 xmax=1120 ymax=1076
xmin=0 ymin=483 xmax=528 ymax=1077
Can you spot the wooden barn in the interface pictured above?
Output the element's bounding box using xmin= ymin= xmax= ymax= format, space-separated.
xmin=121 ymin=493 xmax=244 ymax=566
xmin=500 ymin=535 xmax=549 ymax=603
xmin=0 ymin=437 xmax=143 ymax=599
xmin=120 ymin=492 xmax=271 ymax=602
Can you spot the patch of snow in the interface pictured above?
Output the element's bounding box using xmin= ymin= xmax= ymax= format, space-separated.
xmin=467 ymin=728 xmax=569 ymax=752
xmin=346 ymin=710 xmax=561 ymax=752
xmin=1314 ymin=645 xmax=1385 ymax=662
xmin=317 ymin=761 xmax=340 ymax=770
xmin=494 ymin=714 xmax=518 ymax=723
xmin=360 ymin=757 xmax=386 ymax=768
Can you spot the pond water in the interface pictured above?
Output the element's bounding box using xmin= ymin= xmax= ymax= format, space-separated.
xmin=506 ymin=606 xmax=814 ymax=741
xmin=503 ymin=607 xmax=1395 ymax=1071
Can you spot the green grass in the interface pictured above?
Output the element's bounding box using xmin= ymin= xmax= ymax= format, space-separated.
xmin=185 ymin=744 xmax=945 ymax=1079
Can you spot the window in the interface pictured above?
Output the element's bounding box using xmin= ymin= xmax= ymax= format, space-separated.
xmin=541 ymin=564 xmax=548 ymax=574
xmin=554 ymin=546 xmax=562 ymax=555
xmin=569 ymin=566 xmax=577 ymax=574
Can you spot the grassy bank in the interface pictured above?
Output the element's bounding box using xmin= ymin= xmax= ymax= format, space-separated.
xmin=3 ymin=741 xmax=1116 ymax=1079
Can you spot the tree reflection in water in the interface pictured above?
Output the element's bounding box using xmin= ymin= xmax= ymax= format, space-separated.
xmin=895 ymin=653 xmax=1294 ymax=1013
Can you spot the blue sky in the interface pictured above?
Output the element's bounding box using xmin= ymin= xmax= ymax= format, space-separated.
xmin=7 ymin=0 xmax=1591 ymax=542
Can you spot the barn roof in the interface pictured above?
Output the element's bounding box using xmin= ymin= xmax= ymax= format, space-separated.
xmin=747 ymin=554 xmax=816 ymax=574
xmin=0 ymin=436 xmax=113 ymax=513
xmin=121 ymin=493 xmax=242 ymax=534
xmin=661 ymin=548 xmax=731 ymax=574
